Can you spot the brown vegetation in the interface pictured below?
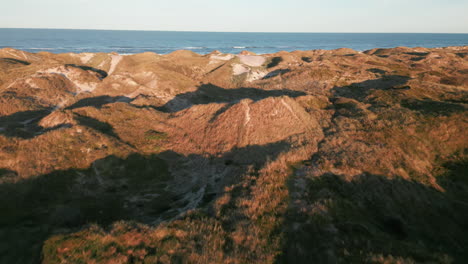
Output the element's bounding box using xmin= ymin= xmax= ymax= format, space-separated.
xmin=0 ymin=46 xmax=467 ymax=263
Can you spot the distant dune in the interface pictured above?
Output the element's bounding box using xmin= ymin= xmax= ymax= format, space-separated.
xmin=0 ymin=46 xmax=467 ymax=263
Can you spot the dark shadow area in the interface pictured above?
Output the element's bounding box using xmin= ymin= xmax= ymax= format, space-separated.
xmin=156 ymin=83 xmax=306 ymax=113
xmin=0 ymin=57 xmax=31 ymax=65
xmin=458 ymin=69 xmax=468 ymax=75
xmin=331 ymin=75 xmax=411 ymax=102
xmin=262 ymin=69 xmax=291 ymax=80
xmin=331 ymin=75 xmax=466 ymax=117
xmin=0 ymin=168 xmax=17 ymax=180
xmin=209 ymin=103 xmax=235 ymax=123
xmin=74 ymin=113 xmax=136 ymax=148
xmin=0 ymin=141 xmax=290 ymax=264
xmin=278 ymin=159 xmax=468 ymax=263
xmin=0 ymin=109 xmax=70 ymax=139
xmin=65 ymin=95 xmax=134 ymax=110
xmin=403 ymin=52 xmax=428 ymax=62
xmin=74 ymin=113 xmax=119 ymax=139
xmin=439 ymin=76 xmax=465 ymax=86
xmin=331 ymin=75 xmax=468 ymax=120
xmin=301 ymin=57 xmax=312 ymax=63
xmin=366 ymin=68 xmax=387 ymax=75
xmin=456 ymin=53 xmax=467 ymax=59
xmin=206 ymin=62 xmax=227 ymax=74
xmin=65 ymin=64 xmax=108 ymax=79
xmin=410 ymin=57 xmax=425 ymax=61
xmin=401 ymin=99 xmax=467 ymax=117
xmin=0 ymin=108 xmax=127 ymax=141
xmin=267 ymin=57 xmax=283 ymax=68
xmin=404 ymin=52 xmax=429 ymax=56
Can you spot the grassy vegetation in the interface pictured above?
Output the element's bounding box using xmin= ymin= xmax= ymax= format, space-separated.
xmin=0 ymin=46 xmax=467 ymax=263
xmin=39 ymin=144 xmax=315 ymax=264
xmin=280 ymin=157 xmax=468 ymax=263
xmin=144 ymin=130 xmax=168 ymax=141
xmin=0 ymin=153 xmax=170 ymax=263
xmin=231 ymin=72 xmax=248 ymax=87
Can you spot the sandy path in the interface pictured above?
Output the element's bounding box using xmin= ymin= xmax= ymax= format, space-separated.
xmin=108 ymin=55 xmax=122 ymax=75
xmin=80 ymin=53 xmax=94 ymax=64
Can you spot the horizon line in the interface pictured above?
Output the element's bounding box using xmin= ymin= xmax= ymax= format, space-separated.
xmin=1 ymin=27 xmax=468 ymax=35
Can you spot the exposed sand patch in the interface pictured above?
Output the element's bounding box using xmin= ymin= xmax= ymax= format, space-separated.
xmin=0 ymin=48 xmax=40 ymax=61
xmin=40 ymin=66 xmax=100 ymax=93
xmin=102 ymin=72 xmax=162 ymax=99
xmin=25 ymin=78 xmax=39 ymax=88
xmin=97 ymin=60 xmax=106 ymax=68
xmin=210 ymin=54 xmax=235 ymax=61
xmin=246 ymin=70 xmax=267 ymax=82
xmin=4 ymin=49 xmax=21 ymax=59
xmin=238 ymin=55 xmax=266 ymax=67
xmin=209 ymin=53 xmax=235 ymax=65
xmin=80 ymin=53 xmax=95 ymax=64
xmin=232 ymin=64 xmax=267 ymax=82
xmin=73 ymin=81 xmax=98 ymax=93
xmin=232 ymin=64 xmax=250 ymax=75
xmin=134 ymin=72 xmax=159 ymax=89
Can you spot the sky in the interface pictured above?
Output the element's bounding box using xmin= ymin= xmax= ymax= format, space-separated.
xmin=1 ymin=0 xmax=467 ymax=33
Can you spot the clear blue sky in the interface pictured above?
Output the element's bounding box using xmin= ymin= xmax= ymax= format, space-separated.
xmin=1 ymin=0 xmax=467 ymax=33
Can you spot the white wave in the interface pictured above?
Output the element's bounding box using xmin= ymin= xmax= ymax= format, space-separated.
xmin=233 ymin=46 xmax=246 ymax=49
xmin=111 ymin=47 xmax=142 ymax=50
xmin=183 ymin=47 xmax=206 ymax=50
xmin=28 ymin=48 xmax=56 ymax=50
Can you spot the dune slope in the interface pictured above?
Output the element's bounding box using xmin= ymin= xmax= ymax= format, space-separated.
xmin=0 ymin=46 xmax=467 ymax=263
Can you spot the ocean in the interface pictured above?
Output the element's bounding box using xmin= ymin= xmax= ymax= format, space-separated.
xmin=0 ymin=28 xmax=467 ymax=55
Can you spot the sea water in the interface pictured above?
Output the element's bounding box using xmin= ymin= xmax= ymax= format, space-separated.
xmin=0 ymin=28 xmax=467 ymax=55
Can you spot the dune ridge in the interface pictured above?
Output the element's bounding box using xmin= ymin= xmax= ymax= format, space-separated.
xmin=0 ymin=46 xmax=467 ymax=263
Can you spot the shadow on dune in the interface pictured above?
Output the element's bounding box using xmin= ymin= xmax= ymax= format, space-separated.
xmin=278 ymin=160 xmax=468 ymax=263
xmin=0 ymin=57 xmax=31 ymax=65
xmin=267 ymin=57 xmax=283 ymax=68
xmin=401 ymin=99 xmax=467 ymax=117
xmin=274 ymin=76 xmax=468 ymax=263
xmin=330 ymin=75 xmax=467 ymax=116
xmin=156 ymin=83 xmax=306 ymax=113
xmin=0 ymin=82 xmax=305 ymax=139
xmin=0 ymin=95 xmax=136 ymax=139
xmin=331 ymin=75 xmax=412 ymax=101
xmin=65 ymin=95 xmax=134 ymax=110
xmin=0 ymin=108 xmax=127 ymax=142
xmin=0 ymin=168 xmax=17 ymax=179
xmin=262 ymin=69 xmax=291 ymax=80
xmin=366 ymin=68 xmax=387 ymax=75
xmin=65 ymin=64 xmax=108 ymax=79
xmin=74 ymin=113 xmax=121 ymax=140
xmin=404 ymin=52 xmax=429 ymax=57
xmin=301 ymin=56 xmax=313 ymax=63
xmin=0 ymin=109 xmax=70 ymax=139
xmin=0 ymin=141 xmax=290 ymax=264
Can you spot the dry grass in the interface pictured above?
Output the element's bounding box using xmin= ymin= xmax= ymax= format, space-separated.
xmin=0 ymin=46 xmax=467 ymax=263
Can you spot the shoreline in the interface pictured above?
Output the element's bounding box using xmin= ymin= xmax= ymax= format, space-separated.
xmin=1 ymin=45 xmax=467 ymax=57
xmin=0 ymin=42 xmax=467 ymax=263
